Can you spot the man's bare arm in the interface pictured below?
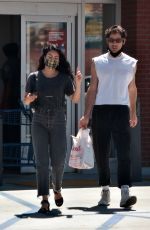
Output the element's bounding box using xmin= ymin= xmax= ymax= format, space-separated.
xmin=128 ymin=78 xmax=137 ymax=113
xmin=84 ymin=61 xmax=98 ymax=118
xmin=79 ymin=61 xmax=98 ymax=128
xmin=128 ymin=69 xmax=138 ymax=127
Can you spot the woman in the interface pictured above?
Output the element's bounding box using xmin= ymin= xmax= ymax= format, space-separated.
xmin=24 ymin=44 xmax=82 ymax=213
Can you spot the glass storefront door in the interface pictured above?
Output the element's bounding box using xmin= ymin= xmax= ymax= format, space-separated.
xmin=26 ymin=21 xmax=67 ymax=74
xmin=21 ymin=16 xmax=75 ymax=171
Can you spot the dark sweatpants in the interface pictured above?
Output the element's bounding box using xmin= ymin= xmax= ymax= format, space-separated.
xmin=91 ymin=105 xmax=131 ymax=188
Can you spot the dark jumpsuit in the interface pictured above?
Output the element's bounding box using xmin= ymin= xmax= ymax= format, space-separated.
xmin=25 ymin=70 xmax=74 ymax=196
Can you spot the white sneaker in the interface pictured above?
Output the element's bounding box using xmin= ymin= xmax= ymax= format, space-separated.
xmin=98 ymin=189 xmax=110 ymax=206
xmin=120 ymin=185 xmax=137 ymax=208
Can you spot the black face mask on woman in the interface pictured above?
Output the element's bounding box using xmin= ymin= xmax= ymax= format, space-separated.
xmin=44 ymin=56 xmax=59 ymax=69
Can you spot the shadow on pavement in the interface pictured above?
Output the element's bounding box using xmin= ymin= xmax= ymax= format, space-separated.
xmin=68 ymin=205 xmax=136 ymax=214
xmin=15 ymin=209 xmax=73 ymax=219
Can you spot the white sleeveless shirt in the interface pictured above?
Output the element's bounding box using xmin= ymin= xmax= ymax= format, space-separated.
xmin=93 ymin=52 xmax=138 ymax=106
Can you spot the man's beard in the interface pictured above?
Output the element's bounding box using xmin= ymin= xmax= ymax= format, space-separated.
xmin=108 ymin=47 xmax=123 ymax=57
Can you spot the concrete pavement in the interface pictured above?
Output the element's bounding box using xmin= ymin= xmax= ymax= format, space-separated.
xmin=0 ymin=173 xmax=150 ymax=229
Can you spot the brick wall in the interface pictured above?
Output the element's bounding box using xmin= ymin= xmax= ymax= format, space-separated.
xmin=121 ymin=0 xmax=150 ymax=167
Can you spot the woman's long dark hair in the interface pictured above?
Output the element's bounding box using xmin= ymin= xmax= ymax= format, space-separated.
xmin=37 ymin=44 xmax=74 ymax=80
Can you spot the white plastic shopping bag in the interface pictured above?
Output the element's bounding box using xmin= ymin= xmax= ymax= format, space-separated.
xmin=69 ymin=128 xmax=94 ymax=169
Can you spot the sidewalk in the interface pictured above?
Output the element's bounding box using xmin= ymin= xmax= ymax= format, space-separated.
xmin=0 ymin=173 xmax=150 ymax=229
xmin=1 ymin=171 xmax=150 ymax=190
xmin=0 ymin=172 xmax=99 ymax=190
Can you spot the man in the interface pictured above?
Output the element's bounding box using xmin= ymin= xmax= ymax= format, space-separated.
xmin=80 ymin=25 xmax=138 ymax=208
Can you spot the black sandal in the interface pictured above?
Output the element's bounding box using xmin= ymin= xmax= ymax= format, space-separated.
xmin=54 ymin=191 xmax=64 ymax=207
xmin=38 ymin=200 xmax=50 ymax=214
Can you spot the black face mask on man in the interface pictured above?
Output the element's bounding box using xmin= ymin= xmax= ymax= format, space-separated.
xmin=45 ymin=56 xmax=59 ymax=69
xmin=108 ymin=47 xmax=123 ymax=57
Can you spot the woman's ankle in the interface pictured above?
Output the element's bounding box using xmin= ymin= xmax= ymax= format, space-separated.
xmin=42 ymin=195 xmax=48 ymax=201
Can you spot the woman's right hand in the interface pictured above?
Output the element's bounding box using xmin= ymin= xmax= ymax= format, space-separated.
xmin=24 ymin=93 xmax=38 ymax=105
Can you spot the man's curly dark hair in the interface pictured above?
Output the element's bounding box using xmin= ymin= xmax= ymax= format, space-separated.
xmin=105 ymin=25 xmax=127 ymax=39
